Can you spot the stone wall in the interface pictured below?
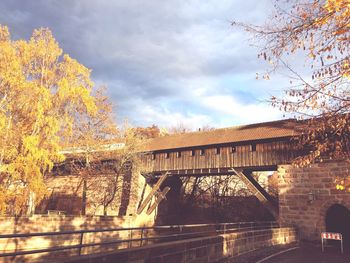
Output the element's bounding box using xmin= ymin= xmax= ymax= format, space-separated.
xmin=39 ymin=174 xmax=129 ymax=216
xmin=37 ymin=168 xmax=154 ymax=218
xmin=278 ymin=161 xmax=350 ymax=240
xmin=0 ymin=215 xmax=154 ymax=234
xmin=63 ymin=227 xmax=297 ymax=263
xmin=0 ymin=215 xmax=154 ymax=263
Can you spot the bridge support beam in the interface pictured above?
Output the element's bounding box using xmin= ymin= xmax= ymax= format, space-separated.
xmin=231 ymin=168 xmax=279 ymax=219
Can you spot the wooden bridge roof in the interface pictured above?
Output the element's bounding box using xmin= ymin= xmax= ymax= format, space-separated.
xmin=144 ymin=119 xmax=299 ymax=152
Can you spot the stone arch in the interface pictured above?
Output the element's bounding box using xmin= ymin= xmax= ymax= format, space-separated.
xmin=325 ymin=203 xmax=350 ymax=246
xmin=315 ymin=199 xmax=350 ymax=239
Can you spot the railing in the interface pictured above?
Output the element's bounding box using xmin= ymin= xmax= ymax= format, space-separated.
xmin=0 ymin=221 xmax=280 ymax=259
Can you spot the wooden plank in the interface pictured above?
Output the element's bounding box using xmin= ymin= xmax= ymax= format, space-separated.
xmin=186 ymin=150 xmax=189 ymax=169
xmin=194 ymin=150 xmax=197 ymax=169
xmin=140 ymin=138 xmax=296 ymax=173
xmin=233 ymin=147 xmax=237 ymax=167
xmin=161 ymin=153 xmax=165 ymax=170
xmin=248 ymin=145 xmax=252 ymax=167
xmin=216 ymin=147 xmax=220 ymax=168
xmin=146 ymin=186 xmax=171 ymax=215
xmin=260 ymin=143 xmax=264 ymax=166
xmin=205 ymin=148 xmax=208 ymax=168
xmin=276 ymin=141 xmax=281 ymax=164
xmin=238 ymin=145 xmax=242 ymax=167
xmin=173 ymin=152 xmax=176 ymax=169
xmin=252 ymin=145 xmax=256 ymax=167
xmin=265 ymin=142 xmax=270 ymax=165
xmin=257 ymin=143 xmax=262 ymax=166
xmin=137 ymin=172 xmax=169 ymax=214
xmin=244 ymin=145 xmax=249 ymax=167
xmin=225 ymin=147 xmax=229 ymax=168
xmin=213 ymin=148 xmax=216 ymax=168
xmin=272 ymin=142 xmax=277 ymax=165
xmin=247 ymin=145 xmax=251 ymax=166
xmin=249 ymin=145 xmax=253 ymax=166
xmin=229 ymin=147 xmax=236 ymax=167
xmin=268 ymin=142 xmax=273 ymax=165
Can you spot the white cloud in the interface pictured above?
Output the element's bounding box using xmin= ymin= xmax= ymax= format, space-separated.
xmin=130 ymin=103 xmax=213 ymax=129
xmin=200 ymin=95 xmax=282 ymax=125
xmin=0 ymin=0 xmax=291 ymax=129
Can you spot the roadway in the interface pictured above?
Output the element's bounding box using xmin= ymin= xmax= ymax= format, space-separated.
xmin=260 ymin=243 xmax=350 ymax=263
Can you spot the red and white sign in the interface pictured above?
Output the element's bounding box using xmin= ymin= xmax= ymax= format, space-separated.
xmin=321 ymin=232 xmax=342 ymax=240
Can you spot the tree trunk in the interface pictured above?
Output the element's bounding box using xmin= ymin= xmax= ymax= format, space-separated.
xmin=118 ymin=168 xmax=132 ymax=216
xmin=81 ymin=179 xmax=87 ymax=215
xmin=26 ymin=191 xmax=36 ymax=216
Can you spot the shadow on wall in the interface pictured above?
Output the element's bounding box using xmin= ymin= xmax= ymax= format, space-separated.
xmin=37 ymin=171 xmax=133 ymax=217
xmin=0 ymin=215 xmax=136 ymax=263
xmin=42 ymin=227 xmax=297 ymax=263
xmin=36 ymin=193 xmax=83 ymax=215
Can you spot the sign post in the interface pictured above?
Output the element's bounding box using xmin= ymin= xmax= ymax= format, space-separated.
xmin=321 ymin=232 xmax=343 ymax=254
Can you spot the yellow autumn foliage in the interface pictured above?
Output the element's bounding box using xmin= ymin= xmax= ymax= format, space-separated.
xmin=0 ymin=25 xmax=99 ymax=215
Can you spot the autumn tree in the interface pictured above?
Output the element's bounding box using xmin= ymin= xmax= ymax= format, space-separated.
xmin=62 ymin=121 xmax=147 ymax=216
xmin=65 ymin=86 xmax=118 ymax=160
xmin=235 ymin=0 xmax=350 ymax=167
xmin=133 ymin=124 xmax=162 ymax=139
xmin=0 ymin=25 xmax=99 ymax=215
xmin=49 ymin=84 xmax=146 ymax=216
xmin=58 ymin=85 xmax=120 ymax=215
xmin=167 ymin=123 xmax=214 ymax=135
xmin=167 ymin=123 xmax=193 ymax=135
xmin=115 ymin=127 xmax=147 ymax=216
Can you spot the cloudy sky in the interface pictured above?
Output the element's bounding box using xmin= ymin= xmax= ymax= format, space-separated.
xmin=0 ymin=0 xmax=293 ymax=129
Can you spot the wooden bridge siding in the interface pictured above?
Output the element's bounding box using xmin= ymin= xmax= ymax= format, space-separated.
xmin=142 ymin=140 xmax=294 ymax=173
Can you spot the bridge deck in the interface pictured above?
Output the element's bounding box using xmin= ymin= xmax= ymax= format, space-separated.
xmin=141 ymin=119 xmax=301 ymax=174
xmin=142 ymin=139 xmax=298 ymax=173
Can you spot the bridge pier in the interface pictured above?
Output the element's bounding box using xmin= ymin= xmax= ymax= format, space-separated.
xmin=278 ymin=161 xmax=350 ymax=242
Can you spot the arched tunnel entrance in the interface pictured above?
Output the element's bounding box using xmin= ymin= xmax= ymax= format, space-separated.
xmin=325 ymin=204 xmax=350 ymax=247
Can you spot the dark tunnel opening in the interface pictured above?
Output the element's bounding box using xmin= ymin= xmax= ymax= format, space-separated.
xmin=325 ymin=204 xmax=350 ymax=247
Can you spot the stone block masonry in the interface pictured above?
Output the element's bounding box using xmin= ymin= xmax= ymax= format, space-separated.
xmin=278 ymin=161 xmax=350 ymax=240
xmin=0 ymin=215 xmax=154 ymax=263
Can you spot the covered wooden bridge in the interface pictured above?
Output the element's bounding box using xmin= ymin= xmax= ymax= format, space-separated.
xmin=139 ymin=119 xmax=301 ymax=218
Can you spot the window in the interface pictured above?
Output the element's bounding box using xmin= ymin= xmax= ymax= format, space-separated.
xmin=251 ymin=144 xmax=256 ymax=152
xmin=216 ymin=147 xmax=221 ymax=155
xmin=177 ymin=151 xmax=181 ymax=158
xmin=231 ymin=146 xmax=236 ymax=153
xmin=151 ymin=153 xmax=156 ymax=160
xmin=200 ymin=149 xmax=205 ymax=156
xmin=190 ymin=149 xmax=195 ymax=156
xmin=165 ymin=152 xmax=170 ymax=159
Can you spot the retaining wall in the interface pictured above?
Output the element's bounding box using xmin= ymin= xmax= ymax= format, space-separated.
xmin=0 ymin=215 xmax=154 ymax=263
xmin=64 ymin=227 xmax=297 ymax=263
